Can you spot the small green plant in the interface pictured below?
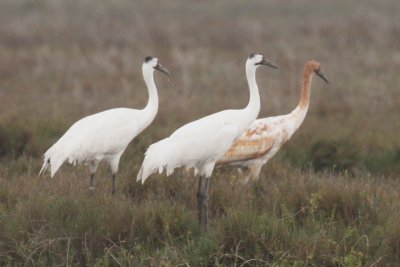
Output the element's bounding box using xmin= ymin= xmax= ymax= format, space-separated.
xmin=343 ymin=248 xmax=365 ymax=267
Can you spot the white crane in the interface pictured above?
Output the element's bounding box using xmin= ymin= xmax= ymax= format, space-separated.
xmin=39 ymin=56 xmax=169 ymax=195
xmin=137 ymin=53 xmax=277 ymax=227
xmin=217 ymin=60 xmax=329 ymax=183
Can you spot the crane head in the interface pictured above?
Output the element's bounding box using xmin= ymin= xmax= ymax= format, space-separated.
xmin=308 ymin=61 xmax=329 ymax=84
xmin=144 ymin=56 xmax=170 ymax=75
xmin=248 ymin=53 xmax=278 ymax=69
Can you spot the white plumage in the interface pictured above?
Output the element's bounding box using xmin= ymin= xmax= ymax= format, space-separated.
xmin=138 ymin=110 xmax=244 ymax=179
xmin=39 ymin=56 xmax=169 ymax=194
xmin=137 ymin=53 xmax=277 ymax=227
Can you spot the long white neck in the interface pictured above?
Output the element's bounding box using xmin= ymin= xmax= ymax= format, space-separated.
xmin=142 ymin=67 xmax=159 ymax=121
xmin=244 ymin=63 xmax=261 ymax=121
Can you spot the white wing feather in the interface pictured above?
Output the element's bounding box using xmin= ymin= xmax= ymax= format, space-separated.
xmin=137 ymin=110 xmax=242 ymax=183
xmin=40 ymin=108 xmax=146 ymax=177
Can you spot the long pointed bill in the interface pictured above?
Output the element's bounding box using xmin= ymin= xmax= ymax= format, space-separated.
xmin=316 ymin=70 xmax=329 ymax=84
xmin=261 ymin=59 xmax=278 ymax=69
xmin=155 ymin=63 xmax=170 ymax=75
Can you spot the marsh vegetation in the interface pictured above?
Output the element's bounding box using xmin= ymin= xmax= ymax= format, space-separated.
xmin=0 ymin=0 xmax=399 ymax=265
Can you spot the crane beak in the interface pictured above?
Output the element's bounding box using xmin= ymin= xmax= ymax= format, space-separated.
xmin=315 ymin=69 xmax=329 ymax=84
xmin=259 ymin=58 xmax=278 ymax=69
xmin=155 ymin=63 xmax=170 ymax=75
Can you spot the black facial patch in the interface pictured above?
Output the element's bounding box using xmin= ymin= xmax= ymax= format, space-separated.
xmin=144 ymin=56 xmax=153 ymax=63
xmin=250 ymin=53 xmax=263 ymax=59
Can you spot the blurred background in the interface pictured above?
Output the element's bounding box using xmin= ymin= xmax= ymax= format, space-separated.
xmin=0 ymin=0 xmax=400 ymax=265
xmin=0 ymin=0 xmax=399 ymax=175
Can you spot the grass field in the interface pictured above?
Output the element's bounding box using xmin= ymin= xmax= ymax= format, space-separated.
xmin=1 ymin=0 xmax=400 ymax=266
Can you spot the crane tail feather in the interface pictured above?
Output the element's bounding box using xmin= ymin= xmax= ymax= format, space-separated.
xmin=39 ymin=156 xmax=50 ymax=176
xmin=38 ymin=149 xmax=66 ymax=178
xmin=137 ymin=138 xmax=177 ymax=183
xmin=136 ymin=167 xmax=146 ymax=184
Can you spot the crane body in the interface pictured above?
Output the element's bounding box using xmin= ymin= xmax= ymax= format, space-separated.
xmin=137 ymin=53 xmax=278 ymax=227
xmin=40 ymin=56 xmax=169 ymax=194
xmin=217 ymin=60 xmax=329 ymax=183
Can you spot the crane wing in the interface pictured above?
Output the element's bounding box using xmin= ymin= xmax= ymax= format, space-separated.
xmin=137 ymin=111 xmax=242 ymax=183
xmin=217 ymin=118 xmax=284 ymax=164
xmin=42 ymin=108 xmax=144 ymax=175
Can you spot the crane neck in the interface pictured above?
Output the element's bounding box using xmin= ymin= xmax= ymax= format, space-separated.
xmin=290 ymin=64 xmax=314 ymax=126
xmin=142 ymin=68 xmax=159 ymax=118
xmin=244 ymin=65 xmax=261 ymax=120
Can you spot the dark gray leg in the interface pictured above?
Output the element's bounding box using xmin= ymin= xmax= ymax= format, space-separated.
xmin=112 ymin=174 xmax=116 ymax=195
xmin=201 ymin=177 xmax=210 ymax=229
xmin=197 ymin=176 xmax=203 ymax=224
xmin=89 ymin=173 xmax=95 ymax=190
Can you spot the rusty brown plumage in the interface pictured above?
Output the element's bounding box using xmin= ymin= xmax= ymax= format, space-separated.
xmin=217 ymin=136 xmax=275 ymax=164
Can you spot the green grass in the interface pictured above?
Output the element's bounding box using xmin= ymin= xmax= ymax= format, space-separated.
xmin=0 ymin=0 xmax=400 ymax=265
xmin=1 ymin=165 xmax=400 ymax=266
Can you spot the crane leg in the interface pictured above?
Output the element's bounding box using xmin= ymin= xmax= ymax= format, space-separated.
xmin=242 ymin=170 xmax=251 ymax=185
xmin=197 ymin=176 xmax=211 ymax=229
xmin=112 ymin=174 xmax=116 ymax=195
xmin=197 ymin=175 xmax=203 ymax=225
xmin=109 ymin=156 xmax=121 ymax=196
xmin=250 ymin=163 xmax=262 ymax=182
xmin=88 ymin=161 xmax=99 ymax=190
xmin=89 ymin=173 xmax=95 ymax=190
xmin=201 ymin=177 xmax=210 ymax=229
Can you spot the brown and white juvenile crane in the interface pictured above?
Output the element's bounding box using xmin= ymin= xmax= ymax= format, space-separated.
xmin=216 ymin=60 xmax=329 ymax=183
